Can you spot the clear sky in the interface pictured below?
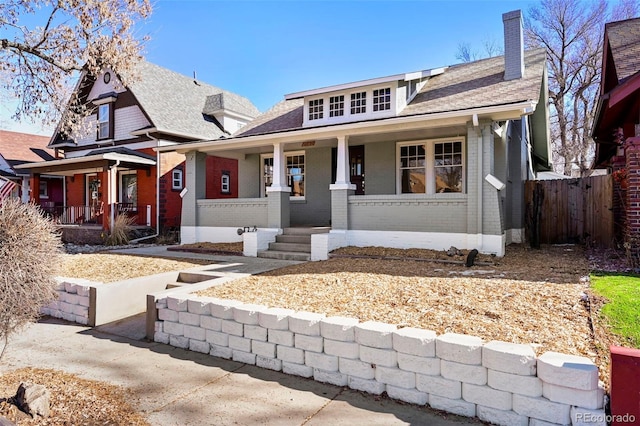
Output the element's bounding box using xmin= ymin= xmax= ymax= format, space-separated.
xmin=1 ymin=0 xmax=534 ymax=135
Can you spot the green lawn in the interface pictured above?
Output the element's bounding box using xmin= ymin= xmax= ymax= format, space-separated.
xmin=591 ymin=273 xmax=640 ymax=348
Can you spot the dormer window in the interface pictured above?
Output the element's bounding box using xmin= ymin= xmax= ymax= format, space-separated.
xmin=350 ymin=92 xmax=366 ymax=114
xmin=309 ymin=99 xmax=323 ymax=120
xmin=373 ymin=87 xmax=391 ymax=112
xmin=97 ymin=104 xmax=110 ymax=139
xmin=329 ymin=95 xmax=344 ymax=117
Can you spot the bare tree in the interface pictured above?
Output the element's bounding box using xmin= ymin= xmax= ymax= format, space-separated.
xmin=0 ymin=199 xmax=62 ymax=359
xmin=455 ymin=36 xmax=504 ymax=63
xmin=0 ymin=0 xmax=152 ymax=134
xmin=525 ymin=0 xmax=639 ymax=176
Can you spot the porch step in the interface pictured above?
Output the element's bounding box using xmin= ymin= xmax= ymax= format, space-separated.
xmin=257 ymin=227 xmax=330 ymax=261
xmin=257 ymin=250 xmax=310 ymax=261
xmin=268 ymin=242 xmax=311 ymax=252
xmin=276 ymin=234 xmax=312 ymax=244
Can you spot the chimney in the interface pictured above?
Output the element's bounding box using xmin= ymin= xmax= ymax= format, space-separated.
xmin=502 ymin=10 xmax=524 ymax=80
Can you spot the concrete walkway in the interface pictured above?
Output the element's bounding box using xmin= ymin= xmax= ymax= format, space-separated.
xmin=2 ymin=318 xmax=484 ymax=425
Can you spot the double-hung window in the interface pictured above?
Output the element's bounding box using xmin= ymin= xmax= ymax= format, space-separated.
xmin=350 ymin=92 xmax=366 ymax=114
xmin=171 ymin=168 xmax=183 ymax=190
xmin=397 ymin=139 xmax=464 ymax=194
xmin=262 ymin=151 xmax=305 ymax=198
xmin=97 ymin=104 xmax=111 ymax=139
xmin=329 ymin=95 xmax=344 ymax=117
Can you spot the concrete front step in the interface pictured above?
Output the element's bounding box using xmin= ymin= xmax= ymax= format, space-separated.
xmin=282 ymin=227 xmax=330 ymax=235
xmin=268 ymin=242 xmax=312 ymax=252
xmin=258 ymin=250 xmax=310 ymax=261
xmin=276 ymin=234 xmax=312 ymax=244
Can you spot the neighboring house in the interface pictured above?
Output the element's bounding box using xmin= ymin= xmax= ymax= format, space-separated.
xmin=592 ymin=17 xmax=640 ymax=247
xmin=16 ymin=62 xmax=260 ymax=233
xmin=161 ymin=10 xmax=551 ymax=259
xmin=0 ymin=130 xmax=62 ymax=208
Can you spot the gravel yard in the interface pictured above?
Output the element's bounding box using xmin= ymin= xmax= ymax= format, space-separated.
xmin=198 ymin=244 xmax=594 ymax=359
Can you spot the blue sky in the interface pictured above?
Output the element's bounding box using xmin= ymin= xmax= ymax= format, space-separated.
xmin=1 ymin=0 xmax=533 ymax=135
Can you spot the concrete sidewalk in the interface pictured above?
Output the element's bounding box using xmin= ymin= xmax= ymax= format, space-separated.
xmin=1 ymin=318 xmax=483 ymax=426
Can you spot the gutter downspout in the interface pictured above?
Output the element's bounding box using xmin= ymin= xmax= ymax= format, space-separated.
xmin=477 ymin=118 xmax=483 ymax=250
xmin=130 ymin=132 xmax=160 ymax=243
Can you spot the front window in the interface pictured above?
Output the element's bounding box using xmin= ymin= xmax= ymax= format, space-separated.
xmin=398 ymin=139 xmax=464 ymax=194
xmin=97 ymin=104 xmax=111 ymax=139
xmin=350 ymin=92 xmax=366 ymax=114
xmin=39 ymin=181 xmax=49 ymax=199
xmin=329 ymin=95 xmax=344 ymax=117
xmin=434 ymin=141 xmax=463 ymax=193
xmin=262 ymin=152 xmax=305 ymax=198
xmin=373 ymin=87 xmax=391 ymax=112
xmin=171 ymin=169 xmax=183 ymax=190
xmin=120 ymin=172 xmax=137 ymax=206
xmin=308 ymin=99 xmax=323 ymax=120
xmin=400 ymin=144 xmax=426 ymax=194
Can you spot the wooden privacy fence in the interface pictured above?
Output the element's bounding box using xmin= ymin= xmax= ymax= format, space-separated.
xmin=524 ymin=175 xmax=614 ymax=247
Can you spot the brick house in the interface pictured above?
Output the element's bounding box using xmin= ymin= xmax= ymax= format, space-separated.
xmin=592 ymin=17 xmax=640 ymax=253
xmin=17 ymin=62 xmax=259 ymax=238
xmin=161 ymin=10 xmax=552 ymax=260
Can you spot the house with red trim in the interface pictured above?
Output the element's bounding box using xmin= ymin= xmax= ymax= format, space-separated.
xmin=17 ymin=62 xmax=259 ymax=240
xmin=0 ymin=130 xmax=62 ymax=208
xmin=592 ymin=17 xmax=640 ymax=251
xmin=160 ymin=10 xmax=552 ymax=260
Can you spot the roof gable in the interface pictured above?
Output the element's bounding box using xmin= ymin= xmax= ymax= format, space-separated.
xmin=604 ymin=17 xmax=640 ymax=84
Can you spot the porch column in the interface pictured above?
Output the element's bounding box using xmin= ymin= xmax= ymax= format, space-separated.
xmin=107 ymin=164 xmax=117 ymax=231
xmin=181 ymin=151 xmax=207 ymax=243
xmin=329 ymin=135 xmax=356 ymax=230
xmin=30 ymin=173 xmax=41 ymax=204
xmin=266 ymin=142 xmax=290 ymax=228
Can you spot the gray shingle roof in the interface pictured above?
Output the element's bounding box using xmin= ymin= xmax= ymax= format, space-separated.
xmin=129 ymin=62 xmax=260 ymax=139
xmin=238 ymin=49 xmax=546 ymax=138
xmin=606 ymin=17 xmax=640 ymax=83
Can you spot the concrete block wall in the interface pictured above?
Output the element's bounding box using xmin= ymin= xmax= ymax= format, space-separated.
xmin=41 ymin=278 xmax=98 ymax=325
xmin=155 ymin=295 xmax=605 ymax=425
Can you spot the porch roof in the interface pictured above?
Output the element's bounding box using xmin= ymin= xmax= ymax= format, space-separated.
xmin=14 ymin=149 xmax=156 ymax=176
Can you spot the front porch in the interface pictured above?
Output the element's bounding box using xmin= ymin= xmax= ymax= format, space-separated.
xmin=178 ymin=119 xmax=510 ymax=259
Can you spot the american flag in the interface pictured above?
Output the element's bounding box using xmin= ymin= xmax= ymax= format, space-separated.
xmin=0 ymin=176 xmax=17 ymax=205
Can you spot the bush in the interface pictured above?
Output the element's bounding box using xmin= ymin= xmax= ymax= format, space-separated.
xmin=104 ymin=214 xmax=135 ymax=246
xmin=0 ymin=199 xmax=62 ymax=358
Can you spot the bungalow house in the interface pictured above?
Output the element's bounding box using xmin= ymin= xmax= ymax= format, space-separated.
xmin=161 ymin=10 xmax=551 ymax=259
xmin=592 ymin=17 xmax=640 ymax=251
xmin=0 ymin=129 xmax=62 ymax=208
xmin=16 ymin=62 xmax=260 ymax=237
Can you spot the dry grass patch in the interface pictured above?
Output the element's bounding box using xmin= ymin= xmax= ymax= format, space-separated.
xmin=199 ymin=245 xmax=594 ymax=358
xmin=172 ymin=242 xmax=243 ymax=254
xmin=59 ymin=253 xmax=210 ymax=283
xmin=0 ymin=368 xmax=148 ymax=425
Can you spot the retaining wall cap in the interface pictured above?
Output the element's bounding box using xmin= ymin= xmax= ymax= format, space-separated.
xmin=356 ymin=321 xmax=397 ymax=332
xmin=394 ymin=327 xmax=437 ymax=339
xmin=321 ymin=316 xmax=360 ymax=326
xmin=289 ymin=311 xmax=326 ymax=321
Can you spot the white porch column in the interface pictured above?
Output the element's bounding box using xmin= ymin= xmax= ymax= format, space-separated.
xmin=108 ymin=164 xmax=117 ymax=232
xmin=268 ymin=142 xmax=290 ymax=192
xmin=330 ymin=135 xmax=356 ymax=190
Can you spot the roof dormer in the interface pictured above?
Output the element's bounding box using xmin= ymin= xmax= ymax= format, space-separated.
xmin=286 ymin=67 xmax=445 ymax=128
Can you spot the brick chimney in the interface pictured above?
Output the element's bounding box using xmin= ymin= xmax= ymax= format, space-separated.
xmin=503 ymin=10 xmax=525 ymax=80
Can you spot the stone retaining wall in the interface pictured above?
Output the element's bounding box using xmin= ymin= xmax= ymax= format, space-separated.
xmin=154 ymin=295 xmax=606 ymax=426
xmin=41 ymin=278 xmax=99 ymax=325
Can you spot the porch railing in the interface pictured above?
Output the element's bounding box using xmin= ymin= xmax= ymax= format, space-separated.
xmin=44 ymin=204 xmax=153 ymax=227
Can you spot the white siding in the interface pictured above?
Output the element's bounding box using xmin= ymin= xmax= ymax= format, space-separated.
xmin=114 ymin=106 xmax=151 ymax=141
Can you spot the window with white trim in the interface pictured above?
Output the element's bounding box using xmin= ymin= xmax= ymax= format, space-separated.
xmin=171 ymin=168 xmax=183 ymax=190
xmin=397 ymin=139 xmax=464 ymax=194
xmin=221 ymin=171 xmax=231 ymax=194
xmin=308 ymin=99 xmax=323 ymax=120
xmin=39 ymin=181 xmax=49 ymax=199
xmin=261 ymin=151 xmax=305 ymax=198
xmin=329 ymin=95 xmax=344 ymax=117
xmin=373 ymin=87 xmax=391 ymax=111
xmin=97 ymin=104 xmax=111 ymax=139
xmin=350 ymin=91 xmax=366 ymax=114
